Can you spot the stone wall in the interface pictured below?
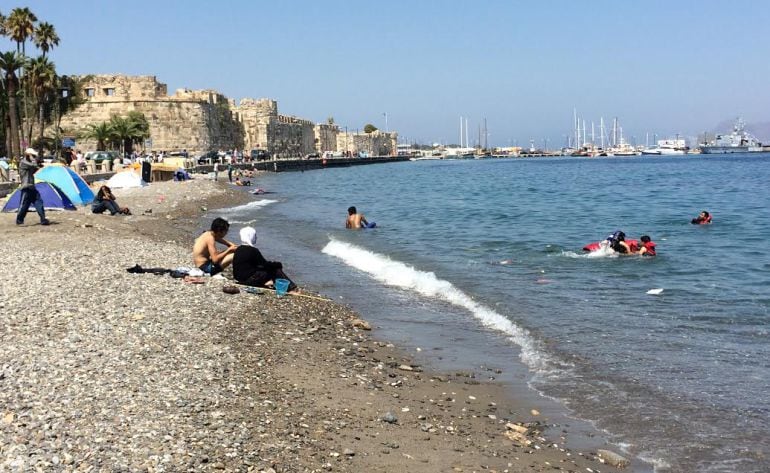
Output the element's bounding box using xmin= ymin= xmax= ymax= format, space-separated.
xmin=314 ymin=124 xmax=339 ymax=153
xmin=55 ymin=74 xmax=397 ymax=158
xmin=57 ymin=75 xmax=243 ymax=154
xmin=268 ymin=115 xmax=316 ymax=158
xmin=336 ymin=130 xmax=398 ymax=156
xmin=238 ymin=98 xmax=278 ymax=151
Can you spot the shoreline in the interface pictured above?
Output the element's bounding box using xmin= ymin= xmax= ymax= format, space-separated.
xmin=1 ymin=178 xmax=634 ymax=471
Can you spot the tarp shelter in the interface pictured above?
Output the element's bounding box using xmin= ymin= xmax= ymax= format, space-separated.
xmin=34 ymin=165 xmax=95 ymax=205
xmin=106 ymin=170 xmax=147 ymax=189
xmin=2 ymin=182 xmax=76 ymax=212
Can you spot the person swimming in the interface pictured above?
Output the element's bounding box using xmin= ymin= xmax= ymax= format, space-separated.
xmin=691 ymin=210 xmax=712 ymax=225
xmin=606 ymin=230 xmax=631 ymax=254
xmin=636 ymin=235 xmax=656 ymax=256
xmin=345 ymin=206 xmax=376 ymax=229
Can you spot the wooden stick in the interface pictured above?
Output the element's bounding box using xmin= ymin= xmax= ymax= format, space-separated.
xmin=237 ymin=282 xmax=331 ymax=302
xmin=285 ymin=291 xmax=331 ymax=302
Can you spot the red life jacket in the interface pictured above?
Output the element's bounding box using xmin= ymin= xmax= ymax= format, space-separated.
xmin=642 ymin=241 xmax=656 ymax=256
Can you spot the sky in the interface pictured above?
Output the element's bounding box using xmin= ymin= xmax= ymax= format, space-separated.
xmin=3 ymin=0 xmax=770 ymax=147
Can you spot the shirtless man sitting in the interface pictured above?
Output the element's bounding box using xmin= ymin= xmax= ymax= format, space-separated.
xmin=345 ymin=206 xmax=369 ymax=229
xmin=193 ymin=217 xmax=238 ymax=275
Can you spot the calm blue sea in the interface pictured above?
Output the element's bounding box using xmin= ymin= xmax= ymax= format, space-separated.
xmin=219 ymin=154 xmax=770 ymax=472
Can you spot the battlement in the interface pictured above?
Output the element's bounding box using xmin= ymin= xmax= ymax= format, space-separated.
xmin=79 ymin=75 xmax=167 ymax=101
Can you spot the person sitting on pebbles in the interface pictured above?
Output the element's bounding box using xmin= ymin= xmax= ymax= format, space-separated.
xmin=192 ymin=217 xmax=238 ymax=275
xmin=92 ymin=185 xmax=131 ymax=215
xmin=233 ymin=226 xmax=298 ymax=292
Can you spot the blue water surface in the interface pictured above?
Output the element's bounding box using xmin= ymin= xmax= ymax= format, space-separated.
xmin=227 ymin=154 xmax=770 ymax=473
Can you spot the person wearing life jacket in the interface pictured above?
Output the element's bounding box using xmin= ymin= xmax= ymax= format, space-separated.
xmin=606 ymin=230 xmax=631 ymax=254
xmin=636 ymin=235 xmax=656 ymax=256
xmin=691 ymin=210 xmax=712 ymax=225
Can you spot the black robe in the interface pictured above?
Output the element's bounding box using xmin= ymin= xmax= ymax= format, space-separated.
xmin=233 ymin=245 xmax=296 ymax=291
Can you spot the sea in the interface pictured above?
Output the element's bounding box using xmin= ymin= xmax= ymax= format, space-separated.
xmin=216 ymin=154 xmax=770 ymax=473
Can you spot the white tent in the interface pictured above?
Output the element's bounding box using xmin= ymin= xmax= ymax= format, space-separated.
xmin=106 ymin=171 xmax=147 ymax=189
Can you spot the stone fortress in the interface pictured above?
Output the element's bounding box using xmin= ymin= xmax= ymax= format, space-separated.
xmin=56 ymin=75 xmax=398 ymax=158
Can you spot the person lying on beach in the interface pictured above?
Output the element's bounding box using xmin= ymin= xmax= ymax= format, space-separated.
xmin=691 ymin=210 xmax=712 ymax=225
xmin=346 ymin=206 xmax=376 ymax=229
xmin=92 ymin=186 xmax=131 ymax=215
xmin=192 ymin=217 xmax=238 ymax=275
xmin=233 ymin=227 xmax=298 ymax=292
xmin=234 ymin=177 xmax=251 ymax=186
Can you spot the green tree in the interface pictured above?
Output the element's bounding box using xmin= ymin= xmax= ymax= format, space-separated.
xmin=32 ymin=21 xmax=58 ymax=58
xmin=364 ymin=123 xmax=378 ymax=133
xmin=0 ymin=51 xmax=26 ymax=160
xmin=80 ymin=122 xmax=111 ymax=151
xmin=6 ymin=7 xmax=37 ymax=55
xmin=27 ymin=55 xmax=57 ymax=152
xmin=108 ymin=112 xmax=150 ymax=156
xmin=6 ymin=8 xmax=39 ymax=149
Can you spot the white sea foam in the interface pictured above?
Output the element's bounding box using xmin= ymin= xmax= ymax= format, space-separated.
xmin=562 ymin=241 xmax=618 ymax=259
xmin=220 ymin=199 xmax=277 ymax=214
xmin=322 ymin=239 xmax=560 ymax=373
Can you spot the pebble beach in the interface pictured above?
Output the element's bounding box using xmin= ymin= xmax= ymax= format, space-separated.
xmin=0 ymin=177 xmax=629 ymax=472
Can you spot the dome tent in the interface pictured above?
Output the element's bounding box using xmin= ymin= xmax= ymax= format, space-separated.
xmin=2 ymin=182 xmax=76 ymax=212
xmin=34 ymin=165 xmax=95 ymax=206
xmin=106 ymin=170 xmax=147 ymax=189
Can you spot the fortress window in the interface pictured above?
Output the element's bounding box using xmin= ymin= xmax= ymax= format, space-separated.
xmin=85 ymin=88 xmax=95 ymax=97
xmin=103 ymin=88 xmax=115 ymax=96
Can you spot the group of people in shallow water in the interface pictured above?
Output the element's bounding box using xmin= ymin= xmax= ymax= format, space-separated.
xmin=599 ymin=231 xmax=657 ymax=256
xmin=585 ymin=210 xmax=713 ymax=257
xmin=191 ymin=205 xmax=376 ymax=292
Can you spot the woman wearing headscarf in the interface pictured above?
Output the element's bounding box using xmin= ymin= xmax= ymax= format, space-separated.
xmin=233 ymin=227 xmax=297 ymax=291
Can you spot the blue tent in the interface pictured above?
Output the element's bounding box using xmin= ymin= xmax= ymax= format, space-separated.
xmin=2 ymin=182 xmax=76 ymax=212
xmin=34 ymin=165 xmax=94 ymax=205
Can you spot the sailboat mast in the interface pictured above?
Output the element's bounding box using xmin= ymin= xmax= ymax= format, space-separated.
xmin=459 ymin=116 xmax=463 ymax=148
xmin=573 ymin=108 xmax=578 ymax=150
xmin=465 ymin=119 xmax=469 ymax=149
xmin=600 ymin=117 xmax=605 ymax=149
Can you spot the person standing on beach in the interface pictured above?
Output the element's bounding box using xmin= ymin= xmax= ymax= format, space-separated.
xmin=16 ymin=148 xmax=50 ymax=226
xmin=227 ymin=163 xmax=233 ymax=182
xmin=192 ymin=217 xmax=238 ymax=275
xmin=213 ymin=161 xmax=220 ymax=182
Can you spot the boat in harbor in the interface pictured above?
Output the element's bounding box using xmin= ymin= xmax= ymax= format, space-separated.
xmin=641 ymin=138 xmax=688 ymax=155
xmin=700 ymin=118 xmax=763 ymax=154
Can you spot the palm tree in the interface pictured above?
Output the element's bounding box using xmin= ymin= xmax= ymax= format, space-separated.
xmin=7 ymin=8 xmax=38 ymax=150
xmin=80 ymin=122 xmax=111 ymax=151
xmin=0 ymin=51 xmax=26 ymax=161
xmin=33 ymin=22 xmax=59 ymax=57
xmin=109 ymin=112 xmax=150 ymax=156
xmin=6 ymin=7 xmax=37 ymax=55
xmin=27 ymin=56 xmax=57 ymax=152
